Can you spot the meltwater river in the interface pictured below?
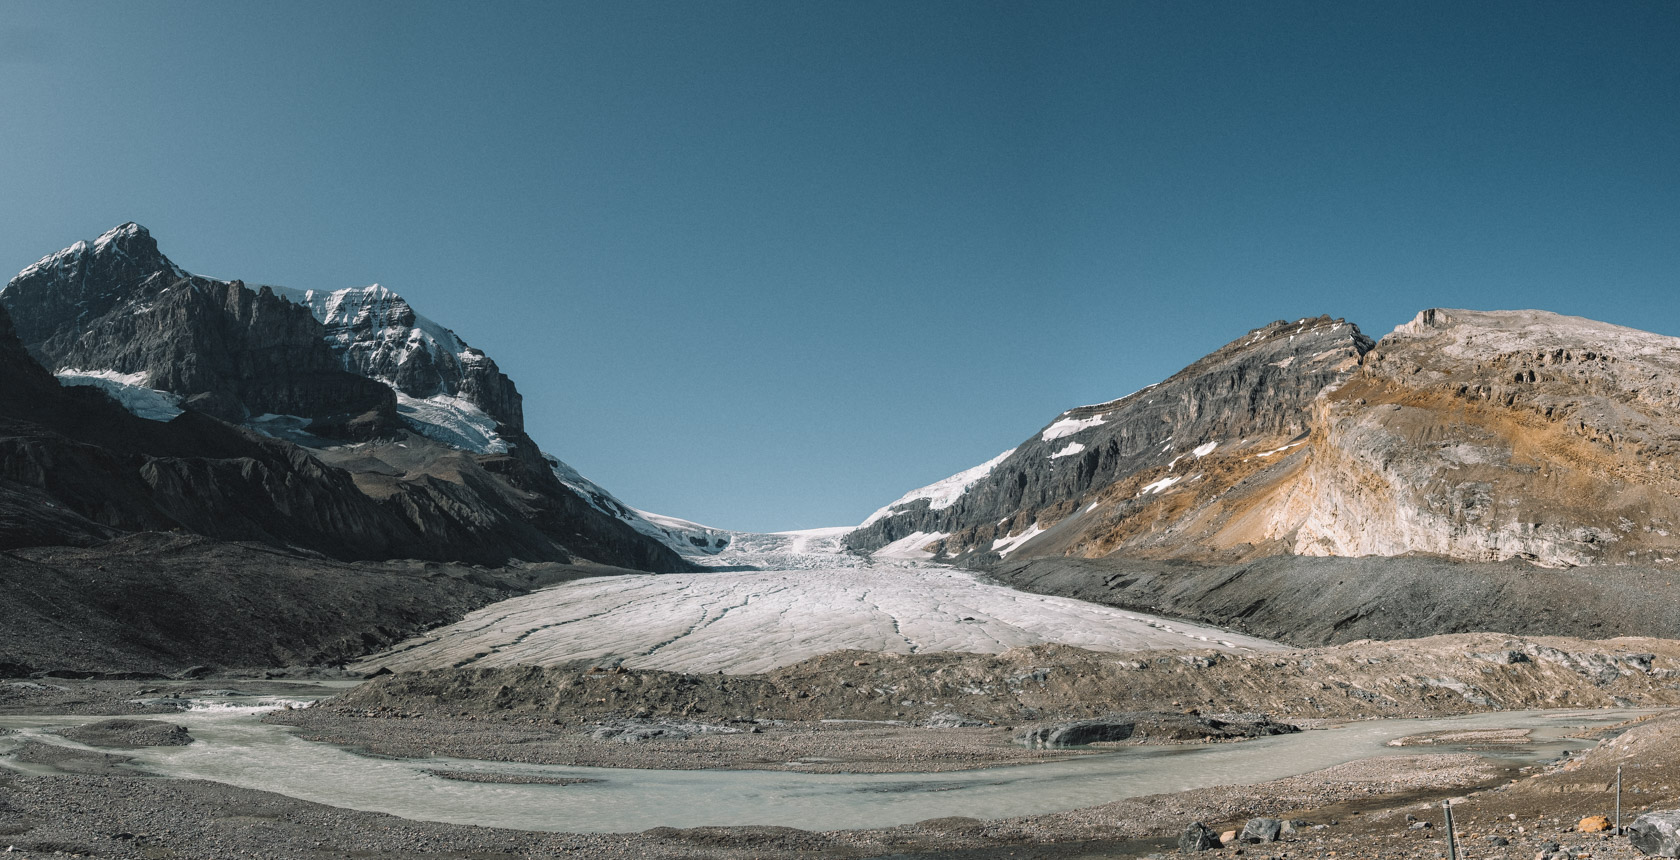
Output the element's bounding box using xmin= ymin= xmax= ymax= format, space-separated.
xmin=0 ymin=703 xmax=1637 ymax=833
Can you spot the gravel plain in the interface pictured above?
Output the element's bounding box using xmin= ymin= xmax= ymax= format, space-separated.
xmin=6 ymin=663 xmax=1680 ymax=858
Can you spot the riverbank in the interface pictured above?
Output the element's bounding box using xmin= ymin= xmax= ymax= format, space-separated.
xmin=7 ymin=661 xmax=1680 ymax=857
xmin=8 ymin=714 xmax=1667 ymax=860
xmin=0 ymin=737 xmax=1514 ymax=859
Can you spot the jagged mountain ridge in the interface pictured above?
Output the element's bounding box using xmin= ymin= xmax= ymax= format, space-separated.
xmin=852 ymin=308 xmax=1680 ymax=570
xmin=0 ymin=224 xmax=691 ymax=570
xmin=845 ymin=315 xmax=1374 ymax=561
xmin=7 ymin=223 xmax=726 ymax=558
xmin=272 ymin=283 xmax=523 ymax=451
xmin=4 ymin=224 xmax=396 ymax=432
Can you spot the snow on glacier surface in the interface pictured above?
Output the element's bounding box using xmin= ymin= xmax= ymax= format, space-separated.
xmin=394 ymin=392 xmax=508 ymax=454
xmin=873 ymin=531 xmax=949 ymax=560
xmin=54 ymin=369 xmax=183 ymax=422
xmin=1041 ymin=414 xmax=1107 ymax=441
xmin=860 ymin=448 xmax=1015 ymax=527
xmin=356 ymin=550 xmax=1280 ymax=675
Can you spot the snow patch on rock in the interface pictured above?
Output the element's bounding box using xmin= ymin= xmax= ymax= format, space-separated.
xmin=1137 ymin=475 xmax=1181 ymax=496
xmin=992 ymin=522 xmax=1046 ymax=557
xmin=1041 ymin=414 xmax=1108 ymax=441
xmin=1049 ymin=442 xmax=1086 ymax=459
xmin=54 ymin=368 xmax=183 ymax=422
xmin=874 ymin=531 xmax=950 ymax=561
xmin=861 ymin=448 xmax=1016 ymax=528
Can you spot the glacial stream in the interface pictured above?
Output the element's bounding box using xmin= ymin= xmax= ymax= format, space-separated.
xmin=0 ymin=703 xmax=1638 ymax=833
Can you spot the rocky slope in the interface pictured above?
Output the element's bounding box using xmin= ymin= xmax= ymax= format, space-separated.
xmin=0 ymin=534 xmax=629 ymax=676
xmin=846 ymin=315 xmax=1373 ymax=561
xmin=1290 ymin=308 xmax=1680 ymax=566
xmin=991 ymin=553 xmax=1680 ymax=647
xmin=853 ymin=308 xmax=1680 ymax=569
xmin=330 ymin=632 xmax=1680 ymax=724
xmin=4 ymin=224 xmax=395 ymax=431
xmin=272 ymin=283 xmax=522 ymax=449
xmin=0 ymin=224 xmax=688 ymax=570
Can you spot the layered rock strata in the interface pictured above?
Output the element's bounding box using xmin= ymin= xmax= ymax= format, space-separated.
xmin=854 ymin=308 xmax=1680 ymax=569
xmin=846 ymin=316 xmax=1374 ymax=561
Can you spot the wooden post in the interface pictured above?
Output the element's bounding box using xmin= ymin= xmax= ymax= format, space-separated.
xmin=1444 ymin=800 xmax=1458 ymax=860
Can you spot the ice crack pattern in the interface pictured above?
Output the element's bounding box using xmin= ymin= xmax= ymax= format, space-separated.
xmin=356 ymin=531 xmax=1280 ymax=675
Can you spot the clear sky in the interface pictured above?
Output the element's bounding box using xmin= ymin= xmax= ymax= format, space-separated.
xmin=2 ymin=2 xmax=1677 ymax=532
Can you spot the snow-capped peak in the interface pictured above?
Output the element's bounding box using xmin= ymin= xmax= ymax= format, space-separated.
xmin=271 ymin=282 xmax=521 ymax=453
xmin=8 ymin=222 xmax=179 ymax=290
xmin=92 ymin=221 xmax=146 ymax=253
xmin=273 ymin=283 xmax=470 ymax=376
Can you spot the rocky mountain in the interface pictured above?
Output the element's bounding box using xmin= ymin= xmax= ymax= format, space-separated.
xmin=846 ymin=315 xmax=1374 ymax=561
xmin=850 ymin=309 xmax=1680 ymax=570
xmin=0 ymin=224 xmax=690 ymax=571
xmin=271 ymin=283 xmax=522 ymax=451
xmin=4 ymin=224 xmax=396 ymax=433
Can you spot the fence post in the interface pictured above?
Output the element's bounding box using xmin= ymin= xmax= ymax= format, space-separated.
xmin=1444 ymin=800 xmax=1458 ymax=860
xmin=1617 ymin=765 xmax=1623 ymax=835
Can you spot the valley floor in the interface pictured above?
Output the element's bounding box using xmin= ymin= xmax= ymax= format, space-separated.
xmin=3 ymin=685 xmax=1676 ymax=860
xmin=12 ymin=533 xmax=1680 ymax=857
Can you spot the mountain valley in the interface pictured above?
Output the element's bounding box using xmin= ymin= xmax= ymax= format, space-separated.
xmin=8 ymin=225 xmax=1680 ymax=859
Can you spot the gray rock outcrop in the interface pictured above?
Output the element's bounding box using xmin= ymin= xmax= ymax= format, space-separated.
xmin=1178 ymin=822 xmax=1220 ymax=852
xmin=847 ymin=315 xmax=1372 ymax=559
xmin=275 ymin=283 xmax=523 ymax=434
xmin=1239 ymin=818 xmax=1283 ymax=843
xmin=852 ymin=307 xmax=1680 ymax=569
xmin=3 ymin=224 xmax=396 ymax=430
xmin=0 ymin=225 xmax=688 ymax=571
xmin=1630 ymin=811 xmax=1680 ymax=857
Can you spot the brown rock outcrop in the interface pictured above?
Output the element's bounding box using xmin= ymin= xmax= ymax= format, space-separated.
xmin=859 ymin=308 xmax=1680 ymax=569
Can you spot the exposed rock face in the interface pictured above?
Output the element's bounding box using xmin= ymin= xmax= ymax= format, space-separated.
xmin=0 ymin=533 xmax=617 ymax=675
xmin=1180 ymin=822 xmax=1221 ymax=853
xmin=1289 ymin=308 xmax=1680 ymax=567
xmin=1629 ymin=810 xmax=1680 ymax=858
xmin=3 ymin=223 xmax=396 ymax=429
xmin=855 ymin=308 xmax=1680 ymax=569
xmin=275 ymin=284 xmax=523 ymax=435
xmin=846 ymin=316 xmax=1373 ymax=559
xmin=0 ymin=226 xmax=688 ymax=571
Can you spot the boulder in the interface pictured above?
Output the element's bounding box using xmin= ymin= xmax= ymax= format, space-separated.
xmin=1629 ymin=810 xmax=1680 ymax=857
xmin=1240 ymin=817 xmax=1283 ymax=843
xmin=1178 ymin=822 xmax=1220 ymax=853
xmin=1578 ymin=815 xmax=1611 ymax=833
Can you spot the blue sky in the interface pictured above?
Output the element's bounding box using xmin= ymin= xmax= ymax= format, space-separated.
xmin=2 ymin=2 xmax=1677 ymax=532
